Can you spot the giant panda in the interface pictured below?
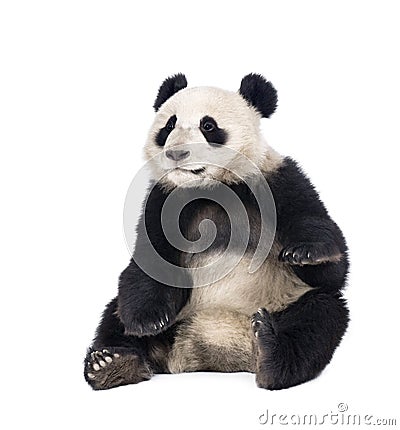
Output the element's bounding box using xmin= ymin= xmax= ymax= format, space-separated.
xmin=84 ymin=73 xmax=349 ymax=390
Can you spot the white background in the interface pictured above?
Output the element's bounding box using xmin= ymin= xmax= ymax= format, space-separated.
xmin=1 ymin=1 xmax=399 ymax=429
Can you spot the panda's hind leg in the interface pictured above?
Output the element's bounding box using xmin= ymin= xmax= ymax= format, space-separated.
xmin=252 ymin=289 xmax=349 ymax=390
xmin=84 ymin=297 xmax=174 ymax=390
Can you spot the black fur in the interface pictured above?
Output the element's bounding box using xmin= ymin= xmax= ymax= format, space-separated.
xmin=252 ymin=290 xmax=348 ymax=390
xmin=239 ymin=73 xmax=278 ymax=118
xmin=153 ymin=73 xmax=187 ymax=111
xmin=84 ymin=297 xmax=180 ymax=389
xmin=118 ymin=184 xmax=192 ymax=337
xmin=249 ymin=157 xmax=349 ymax=389
xmin=85 ymin=75 xmax=348 ymax=390
xmin=84 ymin=158 xmax=349 ymax=390
xmin=199 ymin=115 xmax=228 ymax=145
xmin=84 ymin=346 xmax=152 ymax=390
xmin=268 ymin=157 xmax=349 ymax=291
xmin=155 ymin=115 xmax=177 ymax=146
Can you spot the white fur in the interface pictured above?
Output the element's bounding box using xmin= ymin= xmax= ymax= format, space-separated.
xmin=143 ymin=83 xmax=309 ymax=373
xmin=178 ymin=244 xmax=311 ymax=319
xmin=144 ymin=86 xmax=282 ymax=188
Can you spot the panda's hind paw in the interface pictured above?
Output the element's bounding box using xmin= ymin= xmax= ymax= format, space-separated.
xmin=84 ymin=347 xmax=152 ymax=390
xmin=251 ymin=308 xmax=277 ymax=340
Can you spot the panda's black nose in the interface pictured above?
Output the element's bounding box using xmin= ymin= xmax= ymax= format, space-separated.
xmin=165 ymin=149 xmax=190 ymax=161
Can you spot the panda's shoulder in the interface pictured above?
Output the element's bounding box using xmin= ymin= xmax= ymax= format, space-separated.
xmin=268 ymin=156 xmax=308 ymax=181
xmin=266 ymin=156 xmax=327 ymax=213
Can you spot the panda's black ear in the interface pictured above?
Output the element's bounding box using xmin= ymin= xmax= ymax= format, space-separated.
xmin=239 ymin=73 xmax=278 ymax=118
xmin=153 ymin=73 xmax=188 ymax=111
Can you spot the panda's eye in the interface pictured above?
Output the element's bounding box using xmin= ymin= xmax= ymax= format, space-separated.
xmin=165 ymin=115 xmax=177 ymax=132
xmin=199 ymin=116 xmax=227 ymax=145
xmin=202 ymin=122 xmax=215 ymax=132
xmin=200 ymin=116 xmax=218 ymax=133
xmin=155 ymin=115 xmax=177 ymax=146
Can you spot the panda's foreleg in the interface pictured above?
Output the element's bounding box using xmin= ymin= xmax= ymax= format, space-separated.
xmin=252 ymin=289 xmax=349 ymax=390
xmin=118 ymin=260 xmax=191 ymax=337
xmin=84 ymin=297 xmax=175 ymax=390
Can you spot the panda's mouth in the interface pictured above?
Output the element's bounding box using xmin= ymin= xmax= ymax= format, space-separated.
xmin=188 ymin=167 xmax=205 ymax=174
xmin=174 ymin=167 xmax=205 ymax=175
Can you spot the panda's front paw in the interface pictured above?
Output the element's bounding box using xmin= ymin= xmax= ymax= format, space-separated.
xmin=121 ymin=306 xmax=176 ymax=337
xmin=279 ymin=242 xmax=342 ymax=266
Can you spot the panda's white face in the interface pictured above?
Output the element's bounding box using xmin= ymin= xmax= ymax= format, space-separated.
xmin=144 ymin=87 xmax=275 ymax=188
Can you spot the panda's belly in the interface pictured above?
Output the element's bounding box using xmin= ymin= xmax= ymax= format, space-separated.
xmin=177 ymin=248 xmax=311 ymax=320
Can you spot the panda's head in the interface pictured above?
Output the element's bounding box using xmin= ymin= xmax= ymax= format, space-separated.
xmin=144 ymin=73 xmax=280 ymax=188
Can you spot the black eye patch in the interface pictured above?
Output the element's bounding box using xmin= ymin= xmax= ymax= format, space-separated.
xmin=199 ymin=116 xmax=228 ymax=146
xmin=155 ymin=115 xmax=177 ymax=146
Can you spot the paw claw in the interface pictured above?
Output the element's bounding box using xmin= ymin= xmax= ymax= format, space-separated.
xmin=85 ymin=349 xmax=123 ymax=383
xmin=280 ymin=242 xmax=341 ymax=266
xmin=251 ymin=308 xmax=275 ymax=339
